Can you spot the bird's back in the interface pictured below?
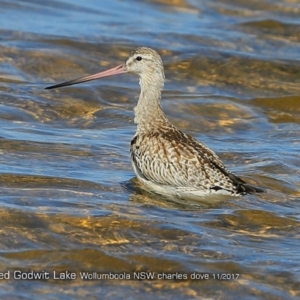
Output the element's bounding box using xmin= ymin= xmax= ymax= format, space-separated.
xmin=130 ymin=123 xmax=259 ymax=196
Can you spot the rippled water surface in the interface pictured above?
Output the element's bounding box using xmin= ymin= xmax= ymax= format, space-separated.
xmin=0 ymin=0 xmax=300 ymax=299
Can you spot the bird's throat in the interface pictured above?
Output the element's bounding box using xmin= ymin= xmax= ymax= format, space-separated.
xmin=134 ymin=82 xmax=166 ymax=131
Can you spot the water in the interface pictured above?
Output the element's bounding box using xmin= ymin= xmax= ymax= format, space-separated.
xmin=0 ymin=0 xmax=299 ymax=299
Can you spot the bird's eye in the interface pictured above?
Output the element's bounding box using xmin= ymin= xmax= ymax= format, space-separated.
xmin=136 ymin=56 xmax=142 ymax=61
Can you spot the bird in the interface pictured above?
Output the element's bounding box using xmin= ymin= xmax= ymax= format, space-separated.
xmin=46 ymin=47 xmax=264 ymax=199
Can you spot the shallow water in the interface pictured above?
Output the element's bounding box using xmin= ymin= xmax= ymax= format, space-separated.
xmin=0 ymin=0 xmax=300 ymax=299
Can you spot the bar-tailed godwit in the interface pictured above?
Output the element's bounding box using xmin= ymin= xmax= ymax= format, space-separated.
xmin=46 ymin=47 xmax=263 ymax=199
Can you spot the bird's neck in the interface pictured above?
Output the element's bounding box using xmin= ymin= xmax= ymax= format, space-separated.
xmin=134 ymin=75 xmax=167 ymax=132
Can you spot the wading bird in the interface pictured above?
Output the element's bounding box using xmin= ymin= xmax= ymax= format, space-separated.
xmin=46 ymin=47 xmax=263 ymax=199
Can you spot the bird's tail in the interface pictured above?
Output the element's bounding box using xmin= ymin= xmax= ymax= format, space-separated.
xmin=238 ymin=183 xmax=265 ymax=195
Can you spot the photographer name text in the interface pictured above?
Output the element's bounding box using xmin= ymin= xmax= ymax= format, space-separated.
xmin=0 ymin=270 xmax=239 ymax=281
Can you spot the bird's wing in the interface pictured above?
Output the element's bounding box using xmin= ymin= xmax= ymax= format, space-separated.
xmin=131 ymin=128 xmax=241 ymax=192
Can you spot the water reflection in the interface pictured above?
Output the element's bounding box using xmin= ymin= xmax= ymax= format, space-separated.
xmin=0 ymin=0 xmax=299 ymax=299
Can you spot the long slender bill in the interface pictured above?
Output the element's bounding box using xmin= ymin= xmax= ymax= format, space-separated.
xmin=45 ymin=64 xmax=127 ymax=90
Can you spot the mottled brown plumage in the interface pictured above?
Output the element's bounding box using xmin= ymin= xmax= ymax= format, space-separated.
xmin=130 ymin=119 xmax=260 ymax=198
xmin=127 ymin=47 xmax=263 ymax=198
xmin=46 ymin=47 xmax=263 ymax=199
